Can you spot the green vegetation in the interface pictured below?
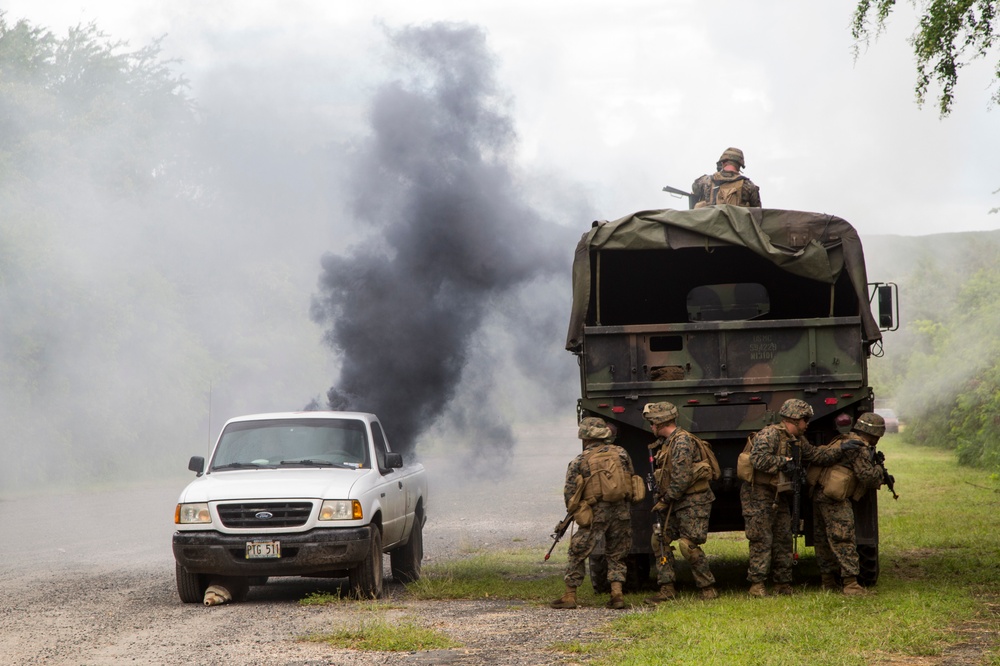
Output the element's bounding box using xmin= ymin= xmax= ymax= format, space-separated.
xmin=302 ymin=617 xmax=459 ymax=651
xmin=852 ymin=0 xmax=1000 ymax=116
xmin=871 ymin=236 xmax=1000 ymax=474
xmin=311 ymin=436 xmax=998 ymax=662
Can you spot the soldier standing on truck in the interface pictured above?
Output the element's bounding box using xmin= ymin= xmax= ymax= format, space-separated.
xmin=643 ymin=402 xmax=720 ymax=602
xmin=690 ymin=147 xmax=761 ymax=208
xmin=550 ymin=417 xmax=636 ymax=610
xmin=741 ymin=399 xmax=859 ymax=597
xmin=807 ymin=412 xmax=886 ymax=596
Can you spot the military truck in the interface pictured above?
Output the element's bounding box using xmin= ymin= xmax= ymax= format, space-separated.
xmin=565 ymin=206 xmax=896 ymax=590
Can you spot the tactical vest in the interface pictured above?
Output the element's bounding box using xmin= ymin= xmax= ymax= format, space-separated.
xmin=581 ymin=446 xmax=631 ymax=503
xmin=738 ymin=428 xmax=795 ymax=491
xmin=807 ymin=435 xmax=861 ymax=501
xmin=712 ymin=176 xmax=745 ymax=205
xmin=654 ymin=430 xmax=720 ymax=495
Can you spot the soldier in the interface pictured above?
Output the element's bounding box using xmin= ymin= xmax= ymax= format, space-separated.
xmin=741 ymin=399 xmax=860 ymax=597
xmin=643 ymin=401 xmax=719 ymax=602
xmin=808 ymin=412 xmax=886 ymax=596
xmin=690 ymin=147 xmax=762 ymax=208
xmin=550 ymin=416 xmax=636 ymax=610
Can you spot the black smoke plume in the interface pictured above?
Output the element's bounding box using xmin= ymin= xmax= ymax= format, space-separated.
xmin=311 ymin=23 xmax=569 ymax=462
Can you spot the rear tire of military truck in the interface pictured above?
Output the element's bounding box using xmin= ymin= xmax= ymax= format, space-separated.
xmin=390 ymin=510 xmax=423 ymax=583
xmin=175 ymin=563 xmax=207 ymax=603
xmin=349 ymin=526 xmax=383 ymax=599
xmin=857 ymin=545 xmax=879 ymax=587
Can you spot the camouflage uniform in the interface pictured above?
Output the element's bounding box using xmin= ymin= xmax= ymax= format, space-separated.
xmin=691 ymin=147 xmax=761 ymax=208
xmin=741 ymin=422 xmax=842 ymax=585
xmin=561 ymin=440 xmax=635 ymax=589
xmin=691 ymin=171 xmax=761 ymax=208
xmin=650 ymin=427 xmax=716 ymax=590
xmin=811 ymin=434 xmax=884 ymax=580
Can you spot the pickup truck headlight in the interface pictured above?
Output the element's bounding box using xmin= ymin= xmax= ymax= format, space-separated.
xmin=175 ymin=502 xmax=212 ymax=524
xmin=319 ymin=499 xmax=362 ymax=521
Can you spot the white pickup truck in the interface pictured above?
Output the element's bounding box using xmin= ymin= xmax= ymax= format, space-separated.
xmin=172 ymin=411 xmax=427 ymax=602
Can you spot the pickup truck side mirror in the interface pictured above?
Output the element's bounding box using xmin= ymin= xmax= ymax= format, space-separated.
xmin=385 ymin=452 xmax=403 ymax=469
xmin=188 ymin=456 xmax=205 ymax=475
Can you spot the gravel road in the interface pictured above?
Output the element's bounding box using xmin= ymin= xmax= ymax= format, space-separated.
xmin=0 ymin=420 xmax=629 ymax=666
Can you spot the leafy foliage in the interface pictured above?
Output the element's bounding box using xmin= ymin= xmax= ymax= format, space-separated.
xmin=852 ymin=0 xmax=1000 ymax=115
xmin=883 ymin=235 xmax=1000 ymax=472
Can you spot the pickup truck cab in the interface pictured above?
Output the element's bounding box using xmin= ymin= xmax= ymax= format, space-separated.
xmin=172 ymin=411 xmax=427 ymax=601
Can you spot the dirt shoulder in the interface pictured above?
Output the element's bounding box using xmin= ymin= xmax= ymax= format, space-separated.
xmin=0 ymin=422 xmax=609 ymax=666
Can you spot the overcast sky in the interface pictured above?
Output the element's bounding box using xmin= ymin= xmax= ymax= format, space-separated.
xmin=7 ymin=0 xmax=998 ymax=240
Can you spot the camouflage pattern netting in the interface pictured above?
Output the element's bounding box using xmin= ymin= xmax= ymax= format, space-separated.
xmin=643 ymin=401 xmax=679 ymax=425
xmin=779 ymin=398 xmax=814 ymax=420
xmin=853 ymin=412 xmax=886 ymax=437
xmin=578 ymin=416 xmax=612 ymax=440
xmin=717 ymin=146 xmax=745 ymax=168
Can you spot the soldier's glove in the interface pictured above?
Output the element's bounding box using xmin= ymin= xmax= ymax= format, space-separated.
xmin=778 ymin=458 xmax=795 ymax=473
xmin=840 ymin=439 xmax=863 ymax=452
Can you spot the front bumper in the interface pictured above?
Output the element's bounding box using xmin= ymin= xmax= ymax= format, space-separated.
xmin=172 ymin=526 xmax=371 ymax=576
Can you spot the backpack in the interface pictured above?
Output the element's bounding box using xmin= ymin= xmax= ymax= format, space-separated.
xmin=712 ymin=176 xmax=745 ymax=205
xmin=582 ymin=447 xmax=631 ymax=503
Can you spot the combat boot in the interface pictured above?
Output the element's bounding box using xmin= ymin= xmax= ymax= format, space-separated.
xmin=820 ymin=574 xmax=839 ymax=592
xmin=606 ymin=581 xmax=625 ymax=609
xmin=550 ymin=584 xmax=578 ymax=609
xmin=842 ymin=577 xmax=869 ymax=596
xmin=699 ymin=585 xmax=719 ymax=600
xmin=773 ymin=583 xmax=794 ymax=596
xmin=748 ymin=582 xmax=767 ymax=597
xmin=644 ymin=583 xmax=677 ymax=604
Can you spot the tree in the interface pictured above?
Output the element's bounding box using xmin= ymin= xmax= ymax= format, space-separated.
xmin=852 ymin=0 xmax=1000 ymax=116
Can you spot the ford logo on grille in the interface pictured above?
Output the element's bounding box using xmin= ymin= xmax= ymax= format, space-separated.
xmin=255 ymin=511 xmax=274 ymax=520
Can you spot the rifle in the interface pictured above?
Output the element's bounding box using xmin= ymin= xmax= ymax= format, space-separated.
xmin=661 ymin=185 xmax=696 ymax=210
xmin=647 ymin=443 xmax=670 ymax=566
xmin=544 ymin=512 xmax=574 ymax=561
xmin=873 ymin=449 xmax=900 ymax=500
xmin=788 ymin=439 xmax=803 ymax=564
xmin=652 ymin=502 xmax=674 ymax=567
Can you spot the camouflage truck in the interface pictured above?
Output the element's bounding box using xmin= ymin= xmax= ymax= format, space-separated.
xmin=565 ymin=206 xmax=896 ymax=590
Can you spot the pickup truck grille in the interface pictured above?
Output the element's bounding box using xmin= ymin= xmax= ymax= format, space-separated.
xmin=217 ymin=501 xmax=313 ymax=528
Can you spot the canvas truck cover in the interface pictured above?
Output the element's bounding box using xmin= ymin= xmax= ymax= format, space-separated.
xmin=565 ymin=206 xmax=882 ymax=351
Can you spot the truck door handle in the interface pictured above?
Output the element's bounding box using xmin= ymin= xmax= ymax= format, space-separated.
xmin=398 ymin=481 xmax=403 ymax=489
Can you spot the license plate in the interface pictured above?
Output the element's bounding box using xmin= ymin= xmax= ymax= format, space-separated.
xmin=246 ymin=540 xmax=281 ymax=559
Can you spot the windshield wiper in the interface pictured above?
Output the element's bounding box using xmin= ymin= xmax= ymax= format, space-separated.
xmin=212 ymin=462 xmax=266 ymax=470
xmin=278 ymin=459 xmax=348 ymax=468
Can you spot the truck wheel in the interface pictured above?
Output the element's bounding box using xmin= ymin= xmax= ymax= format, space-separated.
xmin=349 ymin=526 xmax=383 ymax=599
xmin=589 ymin=555 xmax=610 ymax=594
xmin=390 ymin=512 xmax=423 ymax=583
xmin=857 ymin=544 xmax=879 ymax=586
xmin=175 ymin=563 xmax=207 ymax=603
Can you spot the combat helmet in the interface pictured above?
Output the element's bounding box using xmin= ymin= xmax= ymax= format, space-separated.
xmin=643 ymin=401 xmax=679 ymax=425
xmin=853 ymin=412 xmax=886 ymax=438
xmin=779 ymin=398 xmax=814 ymax=420
xmin=578 ymin=416 xmax=613 ymax=441
xmin=717 ymin=147 xmax=745 ymax=170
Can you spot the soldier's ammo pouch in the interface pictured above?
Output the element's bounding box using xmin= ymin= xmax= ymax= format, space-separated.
xmin=573 ymin=500 xmax=594 ymax=528
xmin=818 ymin=464 xmax=857 ymax=502
xmin=630 ymin=474 xmax=646 ymax=502
xmin=736 ymin=436 xmax=755 ymax=483
xmin=566 ymin=474 xmax=586 ymax=514
xmin=688 ymin=461 xmax=713 ymax=493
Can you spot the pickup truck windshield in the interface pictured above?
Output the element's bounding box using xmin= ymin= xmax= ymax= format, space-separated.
xmin=211 ymin=418 xmax=370 ymax=471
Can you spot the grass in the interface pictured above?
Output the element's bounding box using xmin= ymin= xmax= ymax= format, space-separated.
xmin=302 ymin=617 xmax=459 ymax=651
xmin=295 ymin=435 xmax=1000 ymax=663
